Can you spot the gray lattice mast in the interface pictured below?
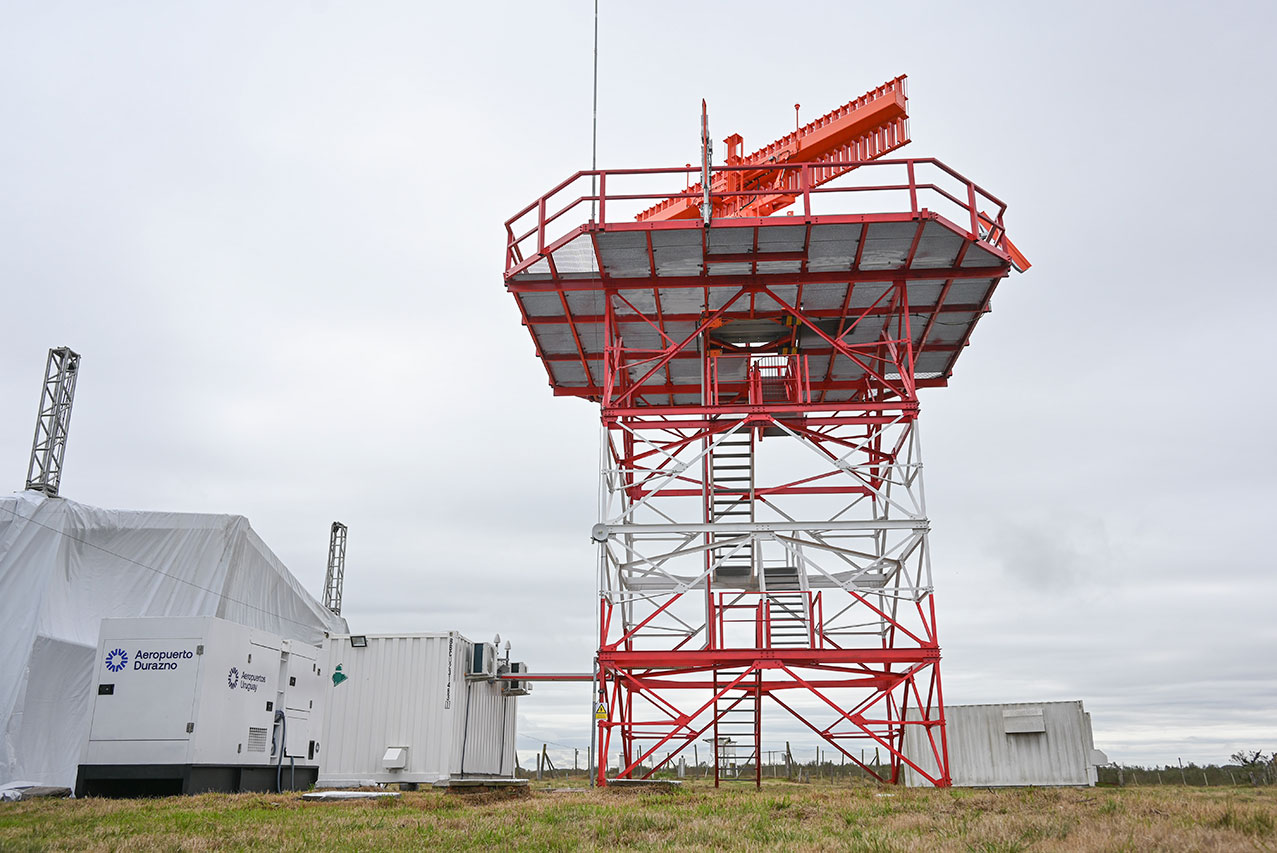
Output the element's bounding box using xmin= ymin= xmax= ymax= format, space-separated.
xmin=25 ymin=347 xmax=81 ymax=497
xmin=323 ymin=521 xmax=348 ymax=616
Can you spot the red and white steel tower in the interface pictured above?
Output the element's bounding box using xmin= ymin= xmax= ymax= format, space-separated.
xmin=503 ymin=76 xmax=1026 ymax=787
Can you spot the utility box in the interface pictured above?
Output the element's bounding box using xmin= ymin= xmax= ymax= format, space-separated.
xmin=75 ymin=616 xmax=325 ymax=796
xmin=318 ymin=633 xmax=518 ymax=788
xmin=501 ymin=661 xmax=532 ymax=696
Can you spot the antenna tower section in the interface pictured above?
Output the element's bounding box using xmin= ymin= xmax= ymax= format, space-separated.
xmin=504 ymin=76 xmax=1026 ymax=787
xmin=25 ymin=346 xmax=82 ymax=497
xmin=323 ymin=521 xmax=348 ymax=616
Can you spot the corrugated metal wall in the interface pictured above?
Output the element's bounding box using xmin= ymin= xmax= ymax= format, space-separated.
xmin=318 ymin=633 xmax=516 ymax=785
xmin=903 ymin=701 xmax=1098 ymax=787
xmin=449 ymin=667 xmax=517 ymax=777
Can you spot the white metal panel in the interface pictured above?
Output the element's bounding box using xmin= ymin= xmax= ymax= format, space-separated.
xmin=188 ymin=619 xmax=283 ymax=767
xmin=281 ymin=642 xmax=323 ymax=759
xmin=1002 ymin=707 xmax=1046 ymax=734
xmin=450 ymin=674 xmax=517 ymax=778
xmin=89 ymin=633 xmax=203 ymax=743
xmin=284 ymin=645 xmax=322 ymax=713
xmin=903 ymin=701 xmax=1100 ymax=787
xmin=1083 ymin=712 xmax=1104 ymax=785
xmin=319 ymin=633 xmax=456 ymax=785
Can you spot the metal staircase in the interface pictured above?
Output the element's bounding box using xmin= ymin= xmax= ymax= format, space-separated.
xmin=764 ymin=565 xmax=811 ymax=648
xmin=709 ymin=428 xmax=754 ymax=586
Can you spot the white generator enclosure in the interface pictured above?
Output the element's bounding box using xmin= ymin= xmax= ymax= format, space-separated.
xmin=903 ymin=700 xmax=1109 ymax=787
xmin=318 ymin=633 xmax=523 ymax=787
xmin=76 ymin=616 xmax=325 ymax=796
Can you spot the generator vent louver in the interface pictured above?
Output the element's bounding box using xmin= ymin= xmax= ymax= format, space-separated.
xmin=247 ymin=727 xmax=268 ymax=752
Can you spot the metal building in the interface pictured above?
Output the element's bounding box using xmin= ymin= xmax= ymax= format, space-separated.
xmin=503 ymin=76 xmax=1028 ymax=786
xmin=317 ymin=633 xmax=523 ymax=787
xmin=903 ymin=701 xmax=1108 ymax=787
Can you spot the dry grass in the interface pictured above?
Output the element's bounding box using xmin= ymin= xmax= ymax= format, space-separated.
xmin=1 ymin=781 xmax=1275 ymax=852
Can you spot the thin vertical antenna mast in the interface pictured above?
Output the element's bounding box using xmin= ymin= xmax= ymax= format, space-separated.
xmin=590 ymin=0 xmax=599 ymax=221
xmin=25 ymin=346 xmax=81 ymax=497
xmin=701 ymin=100 xmax=712 ymax=227
xmin=588 ymin=0 xmax=601 ymax=788
xmin=323 ymin=521 xmax=348 ymax=616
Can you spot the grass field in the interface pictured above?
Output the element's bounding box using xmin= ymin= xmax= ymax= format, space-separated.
xmin=2 ymin=781 xmax=1275 ymax=852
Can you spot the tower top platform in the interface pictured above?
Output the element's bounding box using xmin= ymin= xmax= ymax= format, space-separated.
xmin=504 ymin=158 xmax=1017 ymax=407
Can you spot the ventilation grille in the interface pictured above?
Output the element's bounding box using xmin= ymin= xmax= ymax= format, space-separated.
xmin=247 ymin=727 xmax=268 ymax=752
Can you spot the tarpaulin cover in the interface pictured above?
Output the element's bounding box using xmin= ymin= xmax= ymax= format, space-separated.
xmin=0 ymin=490 xmax=347 ymax=788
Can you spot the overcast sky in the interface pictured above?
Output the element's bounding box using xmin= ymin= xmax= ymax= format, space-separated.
xmin=2 ymin=1 xmax=1274 ymax=769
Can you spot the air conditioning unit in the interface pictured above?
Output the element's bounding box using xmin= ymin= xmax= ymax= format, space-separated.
xmin=502 ymin=661 xmax=532 ymax=696
xmin=466 ymin=642 xmax=496 ymax=680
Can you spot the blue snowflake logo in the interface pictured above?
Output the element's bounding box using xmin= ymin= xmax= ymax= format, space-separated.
xmin=105 ymin=648 xmax=128 ymax=673
xmin=227 ymin=666 xmax=239 ymax=689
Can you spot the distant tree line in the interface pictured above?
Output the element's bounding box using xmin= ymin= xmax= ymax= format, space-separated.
xmin=1097 ymin=751 xmax=1276 ymax=787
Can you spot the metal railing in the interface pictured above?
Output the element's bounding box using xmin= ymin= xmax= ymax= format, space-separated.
xmin=505 ymin=158 xmax=1011 ymax=277
xmin=709 ymin=591 xmax=825 ymax=650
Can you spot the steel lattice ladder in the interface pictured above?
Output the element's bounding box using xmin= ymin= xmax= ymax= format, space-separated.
xmin=711 ymin=668 xmax=761 ymax=785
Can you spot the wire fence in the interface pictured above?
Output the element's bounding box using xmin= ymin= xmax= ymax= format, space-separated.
xmin=1097 ymin=761 xmax=1277 ymax=788
xmin=515 ymin=741 xmax=1277 ymax=788
xmin=515 ymin=741 xmax=916 ymax=784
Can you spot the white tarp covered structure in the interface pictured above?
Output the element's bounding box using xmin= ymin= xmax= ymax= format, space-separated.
xmin=0 ymin=490 xmax=347 ymax=788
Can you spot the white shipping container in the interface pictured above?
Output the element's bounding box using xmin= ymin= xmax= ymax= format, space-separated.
xmin=903 ymin=700 xmax=1109 ymax=787
xmin=318 ymin=633 xmax=518 ymax=787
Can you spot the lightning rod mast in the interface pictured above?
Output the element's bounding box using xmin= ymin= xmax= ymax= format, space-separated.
xmin=25 ymin=346 xmax=82 ymax=497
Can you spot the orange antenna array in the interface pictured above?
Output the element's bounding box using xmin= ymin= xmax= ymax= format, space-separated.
xmin=636 ymin=75 xmax=910 ymax=222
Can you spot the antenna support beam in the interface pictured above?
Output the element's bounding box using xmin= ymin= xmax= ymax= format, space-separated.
xmin=323 ymin=521 xmax=348 ymax=616
xmin=25 ymin=347 xmax=81 ymax=497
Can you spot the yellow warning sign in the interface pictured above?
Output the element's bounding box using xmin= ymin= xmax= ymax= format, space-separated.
xmin=594 ymin=702 xmax=608 ymax=720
